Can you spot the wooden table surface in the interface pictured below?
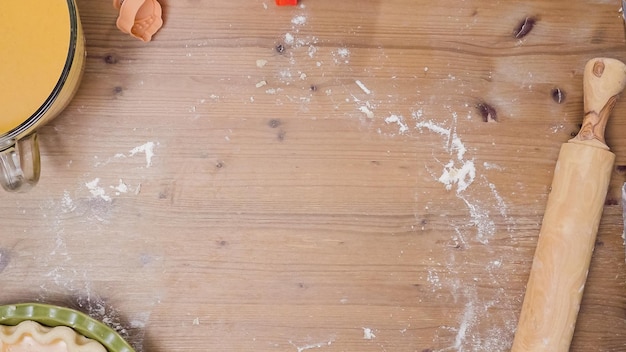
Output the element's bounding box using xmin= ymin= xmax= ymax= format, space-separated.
xmin=2 ymin=0 xmax=626 ymax=351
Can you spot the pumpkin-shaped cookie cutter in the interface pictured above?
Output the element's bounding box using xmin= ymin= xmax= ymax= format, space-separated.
xmin=114 ymin=0 xmax=163 ymax=42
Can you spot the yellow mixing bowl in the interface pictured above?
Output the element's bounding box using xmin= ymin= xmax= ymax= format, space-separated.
xmin=0 ymin=0 xmax=85 ymax=192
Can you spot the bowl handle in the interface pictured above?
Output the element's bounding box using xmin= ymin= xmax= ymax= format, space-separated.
xmin=0 ymin=133 xmax=41 ymax=192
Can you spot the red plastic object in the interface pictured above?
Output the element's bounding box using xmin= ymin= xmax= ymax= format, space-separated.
xmin=276 ymin=0 xmax=298 ymax=5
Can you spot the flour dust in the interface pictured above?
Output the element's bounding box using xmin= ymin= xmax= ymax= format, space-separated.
xmin=34 ymin=174 xmax=159 ymax=351
xmin=368 ymin=102 xmax=519 ymax=350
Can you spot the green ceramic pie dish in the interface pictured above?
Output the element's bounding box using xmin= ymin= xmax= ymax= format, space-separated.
xmin=0 ymin=303 xmax=135 ymax=352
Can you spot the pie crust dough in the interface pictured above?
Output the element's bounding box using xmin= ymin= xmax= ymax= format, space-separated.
xmin=0 ymin=320 xmax=106 ymax=352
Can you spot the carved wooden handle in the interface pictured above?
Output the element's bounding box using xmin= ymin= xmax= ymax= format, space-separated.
xmin=511 ymin=58 xmax=626 ymax=352
xmin=572 ymin=58 xmax=626 ymax=147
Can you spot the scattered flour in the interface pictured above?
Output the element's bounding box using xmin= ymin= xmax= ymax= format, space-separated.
xmin=384 ymin=114 xmax=409 ymax=134
xmin=438 ymin=160 xmax=476 ymax=193
xmin=112 ymin=179 xmax=129 ymax=195
xmin=129 ymin=142 xmax=156 ymax=168
xmin=452 ymin=301 xmax=475 ymax=350
xmin=414 ymin=118 xmax=476 ymax=193
xmin=459 ymin=195 xmax=495 ymax=245
xmin=35 ymin=188 xmax=164 ymax=352
xmin=435 ymin=285 xmax=516 ymax=352
xmin=289 ymin=340 xmax=334 ymax=352
xmin=550 ymin=123 xmax=565 ymax=134
xmin=279 ymin=68 xmax=293 ymax=82
xmin=354 ymin=98 xmax=377 ymax=120
xmin=256 ymin=59 xmax=268 ymax=68
xmin=291 ymin=15 xmax=307 ymax=25
xmin=488 ymin=181 xmax=508 ymax=218
xmin=333 ymin=48 xmax=351 ymax=64
xmin=362 ymin=328 xmax=376 ymax=340
xmin=451 ymin=136 xmax=467 ymax=160
xmin=359 ymin=106 xmax=375 ymax=119
xmin=483 ymin=162 xmax=504 ymax=171
xmin=85 ymin=178 xmax=111 ymax=202
xmin=410 ymin=107 xmax=517 ymax=350
xmin=355 ymin=80 xmax=371 ymax=95
xmin=337 ymin=48 xmax=350 ymax=58
xmin=61 ymin=191 xmax=76 ymax=213
xmin=285 ymin=33 xmax=295 ymax=45
xmin=427 ymin=269 xmax=442 ymax=290
xmin=96 ymin=141 xmax=157 ymax=168
xmin=415 ymin=119 xmax=451 ymax=137
xmin=39 ymin=230 xmax=151 ymax=352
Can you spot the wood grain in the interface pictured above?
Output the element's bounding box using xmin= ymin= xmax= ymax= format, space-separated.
xmin=1 ymin=0 xmax=626 ymax=351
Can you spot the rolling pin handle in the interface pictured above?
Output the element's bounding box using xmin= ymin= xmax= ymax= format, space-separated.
xmin=572 ymin=58 xmax=626 ymax=147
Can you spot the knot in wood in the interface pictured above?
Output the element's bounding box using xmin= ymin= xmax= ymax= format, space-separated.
xmin=592 ymin=61 xmax=605 ymax=77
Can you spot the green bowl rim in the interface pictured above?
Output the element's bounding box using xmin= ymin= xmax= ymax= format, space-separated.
xmin=0 ymin=303 xmax=135 ymax=352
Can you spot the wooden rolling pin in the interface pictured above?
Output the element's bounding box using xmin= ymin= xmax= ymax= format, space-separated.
xmin=511 ymin=57 xmax=626 ymax=351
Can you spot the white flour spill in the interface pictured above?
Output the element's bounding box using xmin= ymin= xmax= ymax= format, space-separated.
xmin=407 ymin=107 xmax=517 ymax=350
xmin=129 ymin=142 xmax=156 ymax=168
xmin=291 ymin=15 xmax=307 ymax=25
xmin=427 ymin=268 xmax=442 ymax=290
xmin=451 ymin=135 xmax=467 ymax=161
xmin=285 ymin=32 xmax=295 ymax=44
xmin=414 ymin=118 xmax=476 ymax=193
xmin=362 ymin=327 xmax=376 ymax=340
xmin=415 ymin=119 xmax=451 ymax=138
xmin=289 ymin=339 xmax=334 ymax=352
xmin=359 ymin=105 xmax=375 ymax=118
xmin=483 ymin=162 xmax=504 ymax=171
xmin=432 ymin=276 xmax=517 ymax=352
xmin=94 ymin=141 xmax=158 ymax=168
xmin=384 ymin=114 xmax=409 ymax=134
xmin=61 ymin=191 xmax=76 ymax=213
xmin=281 ymin=8 xmax=316 ymax=53
xmin=550 ymin=123 xmax=565 ymax=134
xmin=85 ymin=178 xmax=112 ymax=202
xmin=111 ymin=179 xmax=129 ymax=196
xmin=333 ymin=48 xmax=351 ymax=64
xmin=266 ymin=88 xmax=280 ymax=95
xmin=452 ymin=301 xmax=475 ymax=350
xmin=337 ymin=48 xmax=350 ymax=58
xmin=488 ymin=181 xmax=508 ymax=218
xmin=459 ymin=195 xmax=495 ymax=245
xmin=83 ymin=178 xmax=140 ymax=204
xmin=438 ymin=160 xmax=476 ymax=193
xmin=355 ymin=80 xmax=371 ymax=94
